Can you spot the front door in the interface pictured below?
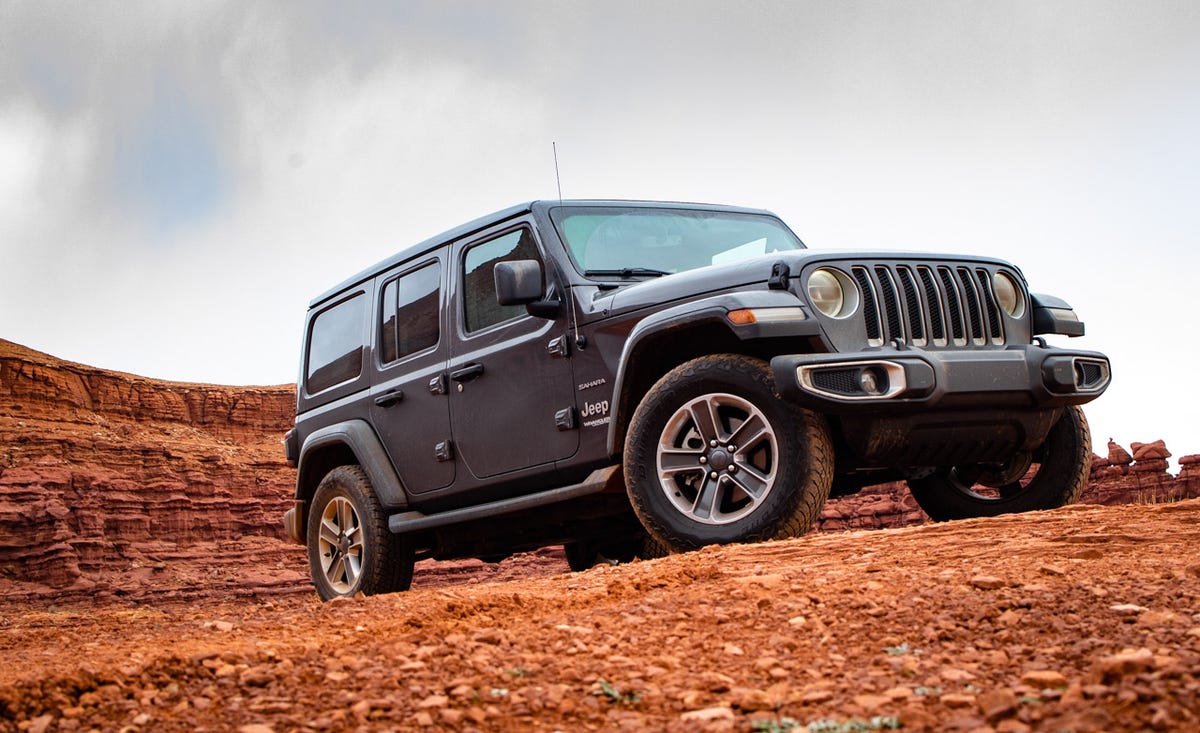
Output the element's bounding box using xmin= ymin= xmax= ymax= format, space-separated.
xmin=369 ymin=254 xmax=456 ymax=493
xmin=447 ymin=222 xmax=579 ymax=479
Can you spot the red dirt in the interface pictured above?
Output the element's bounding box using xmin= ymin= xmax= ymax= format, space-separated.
xmin=4 ymin=500 xmax=1200 ymax=732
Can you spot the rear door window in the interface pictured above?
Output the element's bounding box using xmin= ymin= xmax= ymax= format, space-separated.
xmin=306 ymin=293 xmax=365 ymax=394
xmin=380 ymin=261 xmax=441 ymax=364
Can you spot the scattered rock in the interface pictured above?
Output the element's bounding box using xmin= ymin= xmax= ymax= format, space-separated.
xmin=970 ymin=576 xmax=1006 ymax=590
xmin=418 ymin=694 xmax=449 ymax=709
xmin=977 ymin=688 xmax=1018 ymax=721
xmin=802 ymin=689 xmax=834 ymax=704
xmin=26 ymin=716 xmax=54 ymax=733
xmin=940 ymin=692 xmax=977 ymax=709
xmin=852 ymin=693 xmax=890 ymax=712
xmin=1092 ymin=648 xmax=1155 ymax=682
xmin=734 ymin=689 xmax=774 ymax=712
xmin=1020 ymin=670 xmax=1067 ymax=689
xmin=680 ymin=706 xmax=734 ymax=722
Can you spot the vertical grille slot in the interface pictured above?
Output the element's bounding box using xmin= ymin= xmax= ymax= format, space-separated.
xmin=956 ymin=267 xmax=985 ymax=343
xmin=917 ymin=266 xmax=946 ymax=344
xmin=852 ymin=267 xmax=882 ymax=344
xmin=874 ymin=266 xmax=904 ymax=343
xmin=896 ymin=266 xmax=925 ymax=344
xmin=974 ymin=268 xmax=1004 ymax=341
xmin=937 ymin=267 xmax=966 ymax=343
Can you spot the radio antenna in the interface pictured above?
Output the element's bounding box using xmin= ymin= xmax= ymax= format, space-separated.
xmin=552 ymin=141 xmax=563 ymax=203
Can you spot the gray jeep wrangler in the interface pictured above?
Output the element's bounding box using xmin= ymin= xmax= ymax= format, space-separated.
xmin=283 ymin=200 xmax=1110 ymax=600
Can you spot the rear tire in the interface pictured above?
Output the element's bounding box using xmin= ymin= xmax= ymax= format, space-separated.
xmin=623 ymin=354 xmax=833 ymax=552
xmin=306 ymin=465 xmax=414 ymax=601
xmin=906 ymin=406 xmax=1091 ymax=521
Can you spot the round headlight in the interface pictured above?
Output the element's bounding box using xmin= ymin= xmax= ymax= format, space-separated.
xmin=808 ymin=268 xmax=845 ymax=318
xmin=992 ymin=272 xmax=1024 ymax=317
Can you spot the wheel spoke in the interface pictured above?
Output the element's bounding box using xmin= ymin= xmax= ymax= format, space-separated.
xmin=344 ymin=551 xmax=362 ymax=583
xmin=727 ymin=413 xmax=769 ymax=452
xmin=691 ymin=476 xmax=722 ymax=520
xmin=319 ymin=517 xmax=340 ymax=547
xmin=728 ymin=461 xmax=769 ymax=501
xmin=688 ymin=398 xmax=722 ymax=444
xmin=659 ymin=447 xmax=706 ymax=477
xmin=339 ymin=500 xmax=356 ymax=535
xmin=326 ymin=555 xmax=346 ymax=585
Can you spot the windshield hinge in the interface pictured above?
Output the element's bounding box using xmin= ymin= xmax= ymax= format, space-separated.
xmin=768 ymin=261 xmax=791 ymax=290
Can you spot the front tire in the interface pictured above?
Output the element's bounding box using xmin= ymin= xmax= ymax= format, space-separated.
xmin=906 ymin=406 xmax=1091 ymax=521
xmin=306 ymin=465 xmax=414 ymax=601
xmin=623 ymin=355 xmax=833 ymax=552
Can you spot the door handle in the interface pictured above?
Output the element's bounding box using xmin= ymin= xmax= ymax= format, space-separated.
xmin=373 ymin=388 xmax=404 ymax=407
xmin=449 ymin=363 xmax=485 ymax=383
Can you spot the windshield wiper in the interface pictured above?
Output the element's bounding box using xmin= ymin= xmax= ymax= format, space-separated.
xmin=583 ymin=267 xmax=672 ymax=279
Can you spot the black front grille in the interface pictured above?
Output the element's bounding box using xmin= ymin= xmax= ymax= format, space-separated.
xmin=851 ymin=264 xmax=1007 ymax=347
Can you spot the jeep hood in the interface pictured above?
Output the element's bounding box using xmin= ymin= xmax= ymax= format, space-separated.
xmin=603 ymin=249 xmax=1019 ymax=314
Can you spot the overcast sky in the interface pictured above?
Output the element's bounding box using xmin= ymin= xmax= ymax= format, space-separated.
xmin=2 ymin=1 xmax=1198 ymax=458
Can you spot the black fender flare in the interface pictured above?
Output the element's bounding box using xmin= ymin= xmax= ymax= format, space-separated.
xmin=604 ymin=289 xmax=819 ymax=455
xmin=298 ymin=419 xmax=410 ymax=509
xmin=1031 ymin=293 xmax=1085 ymax=337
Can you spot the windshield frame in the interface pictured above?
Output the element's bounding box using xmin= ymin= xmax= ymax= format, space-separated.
xmin=548 ymin=205 xmax=805 ymax=281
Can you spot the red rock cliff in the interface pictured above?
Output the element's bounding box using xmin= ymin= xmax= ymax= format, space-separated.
xmin=0 ymin=339 xmax=297 ymax=592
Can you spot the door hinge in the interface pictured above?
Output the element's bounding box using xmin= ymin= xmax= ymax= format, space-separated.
xmin=554 ymin=407 xmax=577 ymax=431
xmin=547 ymin=335 xmax=570 ymax=358
xmin=434 ymin=440 xmax=454 ymax=462
xmin=428 ymin=374 xmax=447 ymax=395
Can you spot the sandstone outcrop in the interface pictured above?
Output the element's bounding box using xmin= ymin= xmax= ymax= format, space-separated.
xmin=817 ymin=439 xmax=1200 ymax=532
xmin=0 ymin=339 xmax=299 ymax=596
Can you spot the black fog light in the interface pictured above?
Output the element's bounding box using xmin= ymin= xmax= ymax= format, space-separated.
xmin=858 ymin=367 xmax=886 ymax=396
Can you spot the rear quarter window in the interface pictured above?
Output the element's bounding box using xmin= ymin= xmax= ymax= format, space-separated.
xmin=306 ymin=294 xmax=366 ymax=394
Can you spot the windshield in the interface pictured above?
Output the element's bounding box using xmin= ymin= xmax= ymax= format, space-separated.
xmin=549 ymin=206 xmax=804 ymax=278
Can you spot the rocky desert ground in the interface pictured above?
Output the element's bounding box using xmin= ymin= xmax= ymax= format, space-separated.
xmin=2 ymin=337 xmax=1198 ymax=732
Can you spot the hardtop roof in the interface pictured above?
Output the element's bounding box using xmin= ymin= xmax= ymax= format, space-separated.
xmin=308 ymin=199 xmax=777 ymax=308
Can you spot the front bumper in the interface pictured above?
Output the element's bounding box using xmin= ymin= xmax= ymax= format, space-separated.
xmin=771 ymin=345 xmax=1110 ymax=414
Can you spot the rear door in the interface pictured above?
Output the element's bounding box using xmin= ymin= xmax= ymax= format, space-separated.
xmin=369 ymin=253 xmax=455 ymax=493
xmin=446 ymin=220 xmax=579 ymax=479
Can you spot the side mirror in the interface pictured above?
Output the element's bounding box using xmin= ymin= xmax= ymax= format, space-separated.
xmin=495 ymin=260 xmax=544 ymax=305
xmin=494 ymin=259 xmax=561 ymax=319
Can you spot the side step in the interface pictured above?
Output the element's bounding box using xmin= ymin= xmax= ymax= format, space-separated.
xmin=387 ymin=466 xmax=620 ymax=534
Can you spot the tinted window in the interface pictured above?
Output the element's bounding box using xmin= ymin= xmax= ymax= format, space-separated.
xmin=463 ymin=228 xmax=542 ymax=333
xmin=306 ymin=294 xmax=365 ymax=393
xmin=380 ymin=262 xmax=440 ymax=363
